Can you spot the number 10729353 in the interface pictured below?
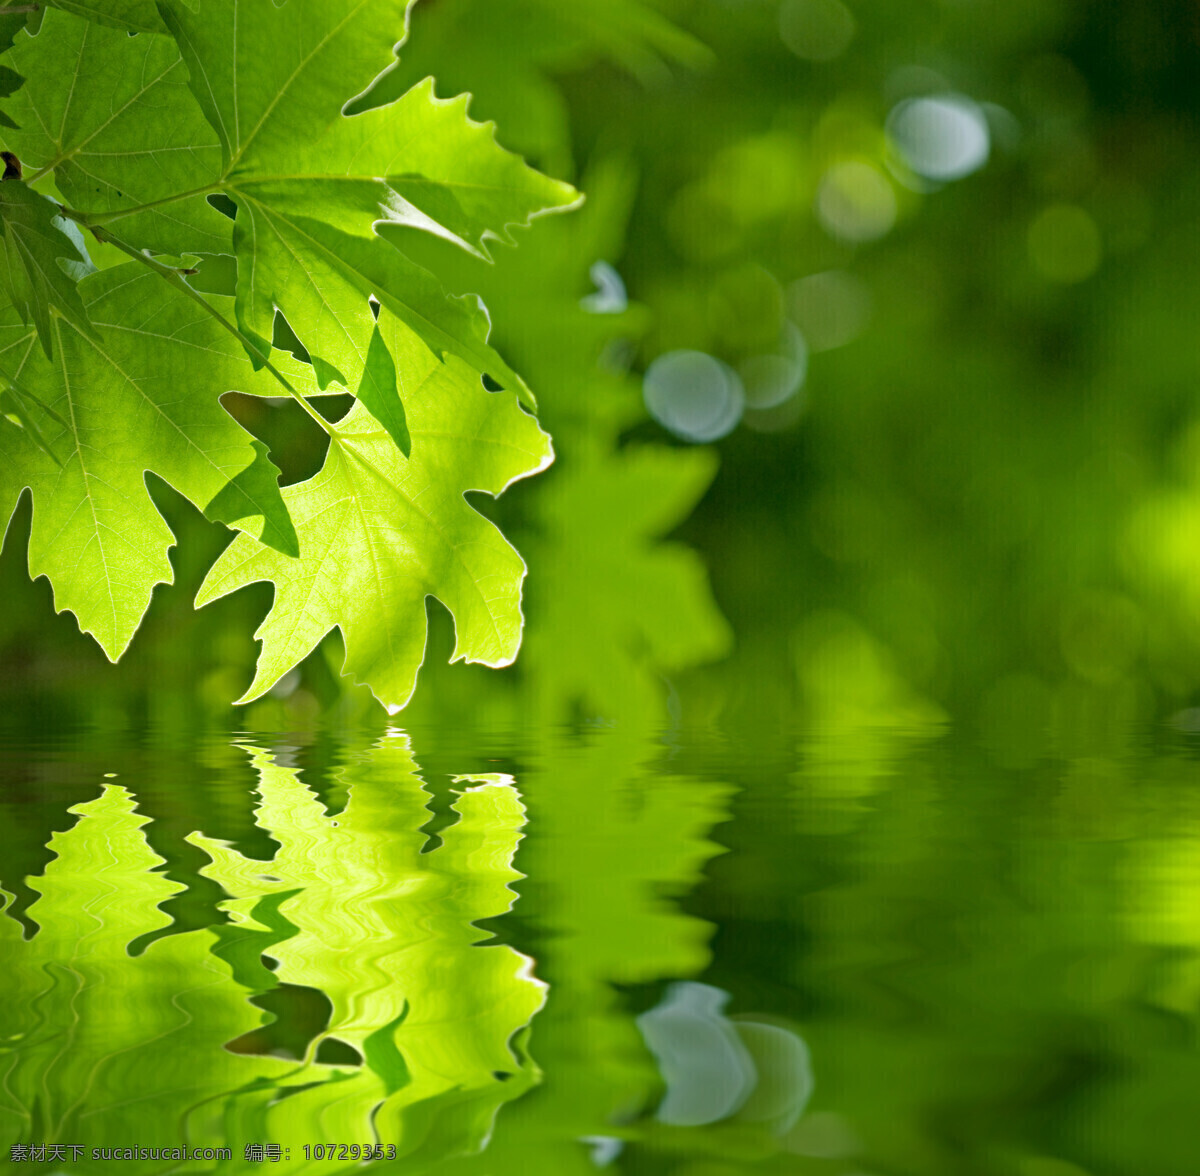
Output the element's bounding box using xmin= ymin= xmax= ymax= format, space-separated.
xmin=302 ymin=1144 xmax=398 ymax=1161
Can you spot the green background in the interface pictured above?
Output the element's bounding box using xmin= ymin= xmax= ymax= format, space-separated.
xmin=3 ymin=3 xmax=1200 ymax=1175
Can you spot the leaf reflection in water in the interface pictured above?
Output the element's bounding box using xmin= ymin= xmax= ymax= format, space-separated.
xmin=0 ymin=736 xmax=543 ymax=1173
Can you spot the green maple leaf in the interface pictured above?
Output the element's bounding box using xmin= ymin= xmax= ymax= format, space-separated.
xmin=230 ymin=206 xmax=535 ymax=402
xmin=158 ymin=0 xmax=577 ymax=393
xmin=352 ymin=0 xmax=709 ymax=144
xmin=0 ymin=0 xmax=568 ymax=702
xmin=0 ymin=177 xmax=94 ymax=357
xmin=2 ymin=0 xmax=573 ymax=400
xmin=197 ymin=328 xmax=552 ymax=712
xmin=0 ymin=263 xmax=306 ymax=660
xmin=0 ymin=10 xmax=230 ymax=257
xmin=389 ymin=157 xmax=732 ymax=724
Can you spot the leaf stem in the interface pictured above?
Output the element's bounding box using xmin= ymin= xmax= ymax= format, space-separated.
xmin=86 ymin=226 xmax=335 ymax=437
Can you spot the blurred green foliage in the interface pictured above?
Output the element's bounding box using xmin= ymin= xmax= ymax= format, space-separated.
xmin=2 ymin=0 xmax=1199 ymax=752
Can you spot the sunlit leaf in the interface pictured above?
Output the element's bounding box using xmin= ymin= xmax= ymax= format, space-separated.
xmin=197 ymin=330 xmax=552 ymax=712
xmin=0 ymin=10 xmax=229 ymax=256
xmin=0 ymin=264 xmax=305 ymax=659
xmin=158 ymin=0 xmax=576 ymax=394
xmin=0 ymin=0 xmax=567 ymax=700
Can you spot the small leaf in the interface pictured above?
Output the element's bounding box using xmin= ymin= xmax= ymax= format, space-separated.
xmin=0 ymin=264 xmax=308 ymax=660
xmin=232 ymin=206 xmax=530 ymax=401
xmin=357 ymin=321 xmax=411 ymax=458
xmin=204 ymin=437 xmax=300 ymax=558
xmin=0 ymin=177 xmax=95 ymax=358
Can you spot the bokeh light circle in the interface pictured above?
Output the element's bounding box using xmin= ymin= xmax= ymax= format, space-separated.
xmin=644 ymin=350 xmax=746 ymax=442
xmin=815 ymin=162 xmax=897 ymax=242
xmin=886 ymin=94 xmax=991 ymax=181
xmin=738 ymin=323 xmax=809 ymax=409
xmin=739 ymin=355 xmax=804 ymax=410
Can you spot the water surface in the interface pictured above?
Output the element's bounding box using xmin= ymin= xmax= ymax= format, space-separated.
xmin=1 ymin=719 xmax=1196 ymax=1176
